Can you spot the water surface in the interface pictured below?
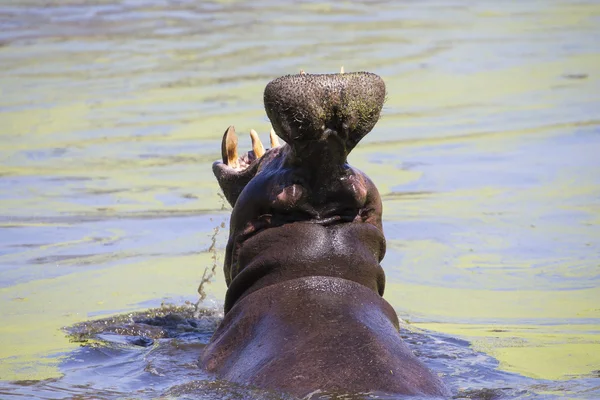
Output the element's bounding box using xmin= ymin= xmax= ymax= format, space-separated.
xmin=1 ymin=0 xmax=599 ymax=398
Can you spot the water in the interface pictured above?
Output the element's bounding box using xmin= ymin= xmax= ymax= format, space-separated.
xmin=1 ymin=0 xmax=599 ymax=398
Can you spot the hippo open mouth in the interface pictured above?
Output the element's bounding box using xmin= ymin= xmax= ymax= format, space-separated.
xmin=213 ymin=72 xmax=388 ymax=312
xmin=204 ymin=71 xmax=449 ymax=398
xmin=213 ymin=71 xmax=386 ymax=210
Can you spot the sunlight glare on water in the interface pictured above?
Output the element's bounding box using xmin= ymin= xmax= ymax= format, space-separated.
xmin=0 ymin=0 xmax=599 ymax=398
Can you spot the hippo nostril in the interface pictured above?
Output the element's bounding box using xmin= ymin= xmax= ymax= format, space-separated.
xmin=322 ymin=128 xmax=347 ymax=146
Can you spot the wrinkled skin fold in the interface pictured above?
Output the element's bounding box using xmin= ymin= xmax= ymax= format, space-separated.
xmin=202 ymin=72 xmax=450 ymax=398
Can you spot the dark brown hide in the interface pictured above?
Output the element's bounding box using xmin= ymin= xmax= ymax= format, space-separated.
xmin=203 ymin=72 xmax=450 ymax=398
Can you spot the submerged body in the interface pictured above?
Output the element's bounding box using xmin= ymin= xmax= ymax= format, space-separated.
xmin=203 ymin=276 xmax=448 ymax=397
xmin=202 ymin=72 xmax=450 ymax=397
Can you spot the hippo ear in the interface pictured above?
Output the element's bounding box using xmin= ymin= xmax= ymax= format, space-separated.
xmin=213 ymin=126 xmax=261 ymax=207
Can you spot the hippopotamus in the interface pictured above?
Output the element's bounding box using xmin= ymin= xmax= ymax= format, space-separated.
xmin=201 ymin=71 xmax=450 ymax=398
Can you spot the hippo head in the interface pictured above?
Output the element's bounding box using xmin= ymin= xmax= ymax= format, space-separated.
xmin=213 ymin=72 xmax=387 ymax=313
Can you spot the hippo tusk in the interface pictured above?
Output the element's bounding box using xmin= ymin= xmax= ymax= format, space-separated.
xmin=221 ymin=125 xmax=240 ymax=169
xmin=250 ymin=129 xmax=265 ymax=158
xmin=270 ymin=128 xmax=280 ymax=148
xmin=340 ymin=66 xmax=344 ymax=74
xmin=299 ymin=69 xmax=306 ymax=75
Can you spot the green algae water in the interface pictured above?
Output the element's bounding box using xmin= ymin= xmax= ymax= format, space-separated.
xmin=1 ymin=0 xmax=599 ymax=398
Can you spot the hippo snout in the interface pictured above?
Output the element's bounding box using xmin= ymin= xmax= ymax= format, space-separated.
xmin=213 ymin=72 xmax=387 ymax=208
xmin=264 ymin=72 xmax=386 ymax=162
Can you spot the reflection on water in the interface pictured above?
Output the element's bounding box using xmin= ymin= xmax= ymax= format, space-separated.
xmin=0 ymin=0 xmax=599 ymax=398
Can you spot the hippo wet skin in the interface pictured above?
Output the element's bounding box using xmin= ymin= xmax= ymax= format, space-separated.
xmin=201 ymin=72 xmax=450 ymax=398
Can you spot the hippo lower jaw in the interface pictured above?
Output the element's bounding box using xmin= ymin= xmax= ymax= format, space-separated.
xmin=204 ymin=72 xmax=450 ymax=397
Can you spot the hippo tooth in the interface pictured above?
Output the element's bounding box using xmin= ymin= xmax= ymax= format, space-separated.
xmin=250 ymin=129 xmax=265 ymax=158
xmin=340 ymin=65 xmax=344 ymax=74
xmin=299 ymin=69 xmax=306 ymax=75
xmin=270 ymin=128 xmax=280 ymax=148
xmin=221 ymin=125 xmax=240 ymax=169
